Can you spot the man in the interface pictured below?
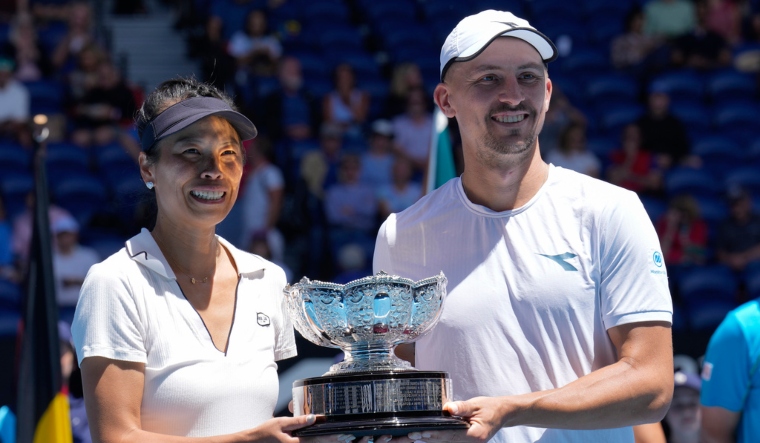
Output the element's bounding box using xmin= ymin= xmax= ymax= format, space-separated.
xmin=699 ymin=298 xmax=760 ymax=442
xmin=0 ymin=55 xmax=30 ymax=145
xmin=373 ymin=10 xmax=674 ymax=443
xmin=715 ymin=186 xmax=760 ymax=274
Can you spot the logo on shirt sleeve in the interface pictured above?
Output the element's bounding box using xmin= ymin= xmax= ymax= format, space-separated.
xmin=701 ymin=362 xmax=713 ymax=381
xmin=257 ymin=312 xmax=271 ymax=327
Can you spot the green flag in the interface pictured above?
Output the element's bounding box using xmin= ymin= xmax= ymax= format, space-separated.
xmin=425 ymin=108 xmax=456 ymax=194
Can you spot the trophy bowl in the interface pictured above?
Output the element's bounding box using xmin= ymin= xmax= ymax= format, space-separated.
xmin=284 ymin=271 xmax=468 ymax=437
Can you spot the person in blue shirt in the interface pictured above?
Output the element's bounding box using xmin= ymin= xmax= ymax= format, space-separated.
xmin=700 ymin=298 xmax=760 ymax=442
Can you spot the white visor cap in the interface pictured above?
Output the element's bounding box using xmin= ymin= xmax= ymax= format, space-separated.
xmin=440 ymin=10 xmax=558 ymax=81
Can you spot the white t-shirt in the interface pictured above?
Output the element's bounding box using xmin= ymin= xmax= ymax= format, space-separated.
xmin=242 ymin=164 xmax=284 ymax=237
xmin=53 ymin=245 xmax=100 ymax=307
xmin=0 ymin=79 xmax=30 ymax=122
xmin=545 ymin=150 xmax=601 ymax=178
xmin=373 ymin=165 xmax=672 ymax=443
xmin=72 ymin=229 xmax=296 ymax=437
xmin=392 ymin=114 xmax=432 ymax=163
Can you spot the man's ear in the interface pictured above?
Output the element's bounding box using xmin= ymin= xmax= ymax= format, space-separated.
xmin=544 ymin=77 xmax=553 ymax=111
xmin=434 ymin=83 xmax=456 ymax=118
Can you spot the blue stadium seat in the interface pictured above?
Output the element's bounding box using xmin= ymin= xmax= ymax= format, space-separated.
xmin=678 ymin=265 xmax=738 ymax=302
xmin=597 ymin=102 xmax=644 ymax=137
xmin=713 ymin=102 xmax=760 ymax=134
xmin=529 ymin=0 xmax=585 ymax=22
xmin=685 ymin=299 xmax=737 ymax=331
xmin=691 ymin=135 xmax=744 ymax=180
xmin=585 ymin=74 xmax=639 ymax=104
xmin=22 ymin=80 xmax=64 ymax=115
xmin=303 ymin=2 xmax=350 ymax=24
xmin=746 ymin=266 xmax=760 ymax=299
xmin=649 ymin=71 xmax=705 ymax=102
xmin=45 ymin=143 xmax=92 ymax=187
xmin=664 ymin=167 xmax=719 ymax=198
xmin=0 ymin=279 xmax=21 ymax=311
xmin=0 ymin=144 xmax=32 ymax=174
xmin=706 ymin=70 xmax=757 ymax=102
xmin=557 ymin=48 xmax=610 ymax=76
xmin=669 ymin=101 xmax=711 ymax=130
xmin=692 ymin=195 xmax=728 ymax=227
xmin=51 ymin=174 xmax=108 ymax=227
xmin=0 ymin=309 xmax=20 ymax=338
xmin=475 ymin=0 xmax=524 ymax=16
xmin=724 ymin=167 xmax=760 ymax=196
xmin=639 ymin=196 xmax=668 ymax=223
xmin=317 ymin=27 xmax=364 ymax=52
xmin=0 ymin=172 xmax=34 ymax=219
xmin=364 ymin=1 xmax=417 ymax=22
xmin=585 ymin=135 xmax=618 ymax=159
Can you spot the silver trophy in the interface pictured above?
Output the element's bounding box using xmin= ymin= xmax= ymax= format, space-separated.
xmin=285 ymin=271 xmax=468 ymax=436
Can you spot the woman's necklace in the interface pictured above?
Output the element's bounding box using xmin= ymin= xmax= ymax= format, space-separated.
xmin=190 ymin=276 xmax=209 ymax=284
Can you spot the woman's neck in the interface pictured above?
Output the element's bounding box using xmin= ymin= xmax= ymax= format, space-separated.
xmin=151 ymin=220 xmax=220 ymax=277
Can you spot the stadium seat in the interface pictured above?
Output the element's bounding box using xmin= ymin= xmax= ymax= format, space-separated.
xmin=597 ymin=102 xmax=644 ymax=137
xmin=691 ymin=135 xmax=744 ymax=180
xmin=0 ymin=279 xmax=21 ymax=311
xmin=713 ymin=102 xmax=760 ymax=133
xmin=317 ymin=27 xmax=364 ymax=52
xmin=685 ymin=299 xmax=737 ymax=331
xmin=649 ymin=71 xmax=705 ymax=102
xmin=724 ymin=167 xmax=760 ymax=196
xmin=585 ymin=74 xmax=639 ymax=104
xmin=475 ymin=0 xmax=524 ymax=16
xmin=0 ymin=172 xmax=34 ymax=219
xmin=303 ymin=2 xmax=350 ymax=24
xmin=51 ymin=174 xmax=108 ymax=226
xmin=678 ymin=265 xmax=738 ymax=303
xmin=22 ymin=80 xmax=64 ymax=115
xmin=706 ymin=70 xmax=757 ymax=102
xmin=585 ymin=135 xmax=618 ymax=159
xmin=364 ymin=1 xmax=417 ymax=23
xmin=692 ymin=195 xmax=728 ymax=227
xmin=664 ymin=167 xmax=720 ymax=198
xmin=639 ymin=196 xmax=668 ymax=223
xmin=557 ymin=48 xmax=610 ymax=76
xmin=0 ymin=144 xmax=32 ymax=174
xmin=669 ymin=101 xmax=711 ymax=130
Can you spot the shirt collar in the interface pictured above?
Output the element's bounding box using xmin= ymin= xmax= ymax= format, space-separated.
xmin=125 ymin=228 xmax=267 ymax=280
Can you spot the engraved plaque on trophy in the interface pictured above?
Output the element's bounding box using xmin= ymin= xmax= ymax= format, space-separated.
xmin=284 ymin=271 xmax=468 ymax=436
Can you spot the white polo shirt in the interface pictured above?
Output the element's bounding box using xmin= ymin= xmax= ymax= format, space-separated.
xmin=72 ymin=229 xmax=297 ymax=437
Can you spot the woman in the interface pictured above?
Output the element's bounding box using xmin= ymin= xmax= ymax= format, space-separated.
xmin=71 ymin=77 xmax=315 ymax=441
xmin=322 ymin=63 xmax=370 ymax=137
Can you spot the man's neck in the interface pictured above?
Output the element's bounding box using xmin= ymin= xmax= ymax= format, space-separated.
xmin=460 ymin=146 xmax=548 ymax=212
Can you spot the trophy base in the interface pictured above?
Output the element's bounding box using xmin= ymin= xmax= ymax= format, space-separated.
xmin=292 ymin=370 xmax=469 ymax=437
xmin=293 ymin=413 xmax=469 ymax=437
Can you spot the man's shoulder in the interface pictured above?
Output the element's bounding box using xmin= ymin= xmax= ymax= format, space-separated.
xmin=552 ymin=166 xmax=637 ymax=202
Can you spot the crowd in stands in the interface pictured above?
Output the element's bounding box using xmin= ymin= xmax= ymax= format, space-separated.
xmin=0 ymin=0 xmax=759 ymax=367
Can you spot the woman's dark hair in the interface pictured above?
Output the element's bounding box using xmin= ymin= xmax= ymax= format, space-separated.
xmin=135 ymin=76 xmax=238 ymax=162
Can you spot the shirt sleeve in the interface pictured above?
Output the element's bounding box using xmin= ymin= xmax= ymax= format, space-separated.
xmin=598 ymin=190 xmax=673 ymax=328
xmin=700 ymin=311 xmax=751 ymax=411
xmin=71 ymin=260 xmax=147 ymax=365
xmin=373 ymin=216 xmax=396 ymax=275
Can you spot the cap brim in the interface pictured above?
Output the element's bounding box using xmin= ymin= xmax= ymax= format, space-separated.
xmin=165 ymin=109 xmax=258 ymax=142
xmin=441 ymin=24 xmax=557 ymax=81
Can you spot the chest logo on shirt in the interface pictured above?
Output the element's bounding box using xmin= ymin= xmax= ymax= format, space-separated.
xmin=537 ymin=252 xmax=578 ymax=271
xmin=257 ymin=312 xmax=271 ymax=327
xmin=653 ymin=251 xmax=664 ymax=267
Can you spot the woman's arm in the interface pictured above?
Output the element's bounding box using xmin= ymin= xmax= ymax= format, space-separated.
xmin=81 ymin=357 xmax=314 ymax=443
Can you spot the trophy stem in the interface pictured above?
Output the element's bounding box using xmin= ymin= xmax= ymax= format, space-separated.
xmin=328 ymin=344 xmax=413 ymax=374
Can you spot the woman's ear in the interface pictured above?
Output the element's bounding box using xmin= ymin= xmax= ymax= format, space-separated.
xmin=139 ymin=151 xmax=154 ymax=185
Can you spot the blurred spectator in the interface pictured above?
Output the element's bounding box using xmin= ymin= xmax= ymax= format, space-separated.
xmin=703 ymin=0 xmax=742 ymax=46
xmin=377 ymin=156 xmax=422 ymax=220
xmin=671 ymin=1 xmax=733 ymax=70
xmin=385 ymin=62 xmax=425 ymax=118
xmin=194 ymin=16 xmax=236 ymax=91
xmin=228 ymin=9 xmax=282 ymax=78
xmin=636 ymin=89 xmax=691 ymax=169
xmin=656 ymin=194 xmax=709 ymax=267
xmin=545 ymin=123 xmax=601 ymax=178
xmin=643 ymin=0 xmax=697 ymax=39
xmin=323 ymin=63 xmax=370 ymax=137
xmin=241 ymin=140 xmax=285 ymax=254
xmin=51 ymin=216 xmax=99 ymax=309
xmin=716 ymin=186 xmax=760 ymax=273
xmin=606 ymin=123 xmax=663 ymax=195
xmin=58 ymin=320 xmax=91 ymax=443
xmin=66 ymin=43 xmax=105 ymax=102
xmin=0 ymin=55 xmax=30 ymax=145
xmin=360 ymin=119 xmax=395 ymax=188
xmin=70 ymin=60 xmax=137 ymax=147
xmin=300 ymin=122 xmax=344 ymax=198
xmin=538 ymin=84 xmax=587 ymax=156
xmin=51 ymin=1 xmax=97 ymax=72
xmin=0 ymin=195 xmax=17 ymax=282
xmin=324 ymin=154 xmax=378 ymax=233
xmin=3 ymin=12 xmax=53 ymax=82
xmin=391 ymin=87 xmax=432 ymax=174
xmin=248 ymin=231 xmax=292 ymax=283
xmin=700 ymin=297 xmax=760 ymax=442
xmin=610 ymin=8 xmax=665 ymax=74
xmin=259 ymin=56 xmax=321 ymax=142
xmin=12 ymin=192 xmax=73 ymax=269
xmin=333 ymin=242 xmax=370 ymax=284
xmin=664 ymin=372 xmax=701 ymax=443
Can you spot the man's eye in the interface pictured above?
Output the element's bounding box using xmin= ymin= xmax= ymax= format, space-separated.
xmin=183 ymin=148 xmax=200 ymax=154
xmin=481 ymin=75 xmax=497 ymax=82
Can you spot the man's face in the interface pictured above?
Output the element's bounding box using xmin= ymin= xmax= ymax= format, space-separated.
xmin=435 ymin=37 xmax=551 ymax=168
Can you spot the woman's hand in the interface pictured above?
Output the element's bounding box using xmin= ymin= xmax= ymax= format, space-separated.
xmin=241 ymin=415 xmax=317 ymax=443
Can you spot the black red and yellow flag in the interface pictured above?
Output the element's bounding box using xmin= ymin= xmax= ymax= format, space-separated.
xmin=16 ymin=116 xmax=73 ymax=443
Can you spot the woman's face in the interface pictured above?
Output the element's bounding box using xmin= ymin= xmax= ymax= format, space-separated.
xmin=140 ymin=115 xmax=244 ymax=229
xmin=665 ymin=387 xmax=701 ymax=435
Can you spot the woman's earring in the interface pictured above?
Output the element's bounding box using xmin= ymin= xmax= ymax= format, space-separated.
xmin=146 ymin=181 xmax=154 ymax=190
